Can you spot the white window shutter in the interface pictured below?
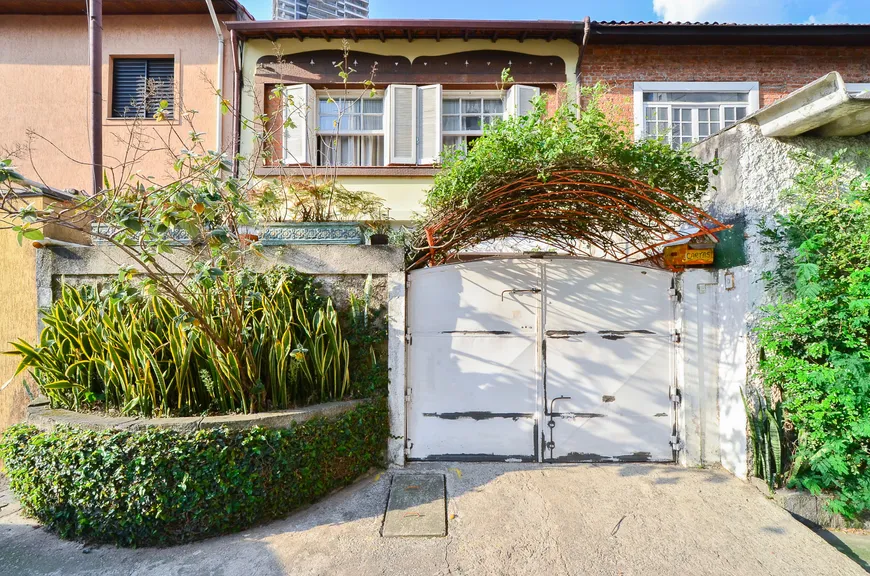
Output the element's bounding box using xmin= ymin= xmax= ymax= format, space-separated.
xmin=386 ymin=84 xmax=417 ymax=165
xmin=417 ymin=84 xmax=442 ymax=165
xmin=504 ymin=85 xmax=541 ymax=118
xmin=283 ymin=84 xmax=316 ymax=165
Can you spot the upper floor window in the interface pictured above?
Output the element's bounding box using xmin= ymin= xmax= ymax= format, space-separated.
xmin=317 ymin=96 xmax=385 ymax=166
xmin=281 ymin=83 xmax=538 ymax=167
xmin=634 ymin=82 xmax=759 ymax=148
xmin=111 ymin=58 xmax=175 ymax=119
xmin=442 ymin=94 xmax=504 ymax=153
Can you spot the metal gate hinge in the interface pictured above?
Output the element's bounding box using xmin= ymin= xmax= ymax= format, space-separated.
xmin=672 ymin=331 xmax=681 ymax=344
xmin=670 ymin=386 xmax=682 ymax=404
xmin=405 ymin=388 xmax=412 ymax=402
xmin=670 ymin=435 xmax=682 ymax=450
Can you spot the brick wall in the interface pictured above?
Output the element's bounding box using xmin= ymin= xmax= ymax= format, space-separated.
xmin=581 ymin=44 xmax=870 ymax=130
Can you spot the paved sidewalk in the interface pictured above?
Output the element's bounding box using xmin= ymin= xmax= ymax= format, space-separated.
xmin=1 ymin=463 xmax=867 ymax=576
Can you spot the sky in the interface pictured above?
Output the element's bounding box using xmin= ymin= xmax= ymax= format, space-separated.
xmin=243 ymin=0 xmax=870 ymax=23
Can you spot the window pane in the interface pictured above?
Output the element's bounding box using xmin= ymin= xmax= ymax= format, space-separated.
xmin=319 ymin=115 xmax=338 ymax=131
xmin=710 ymin=108 xmax=720 ymax=121
xmin=463 ymin=116 xmax=482 ymax=131
xmin=319 ymin=99 xmax=339 ymax=116
xmin=442 ymin=116 xmax=460 ymax=131
xmin=442 ymin=135 xmax=465 ymax=152
xmin=443 ymin=99 xmax=460 ymax=114
xmin=318 ymin=135 xmax=384 ymax=167
xmin=724 ymin=108 xmax=735 ymax=122
xmin=699 ymin=109 xmax=708 ymax=121
xmin=362 ymin=99 xmax=383 ymax=113
xmin=645 ymin=107 xmax=664 ymax=122
xmin=319 ymin=97 xmax=383 ymax=133
xmin=362 ymin=115 xmax=382 ymax=130
xmin=462 ymin=99 xmax=482 ymax=114
xmin=483 ymin=99 xmax=504 ymax=113
xmin=735 ymin=107 xmax=747 ymax=120
xmin=643 ymin=91 xmax=749 ymax=103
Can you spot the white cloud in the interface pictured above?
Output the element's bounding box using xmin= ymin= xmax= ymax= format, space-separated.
xmin=652 ymin=0 xmax=787 ymax=24
xmin=807 ymin=1 xmax=847 ymax=24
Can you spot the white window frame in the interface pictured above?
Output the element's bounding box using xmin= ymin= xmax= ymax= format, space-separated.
xmin=314 ymin=90 xmax=385 ymax=167
xmin=846 ymin=83 xmax=870 ymax=96
xmin=441 ymin=89 xmax=505 ymax=153
xmin=633 ymin=81 xmax=760 ymax=142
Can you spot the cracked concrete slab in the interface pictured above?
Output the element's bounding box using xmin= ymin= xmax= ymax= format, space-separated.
xmin=1 ymin=463 xmax=867 ymax=576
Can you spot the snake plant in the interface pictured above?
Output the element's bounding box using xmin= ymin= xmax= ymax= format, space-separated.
xmin=5 ymin=269 xmax=352 ymax=417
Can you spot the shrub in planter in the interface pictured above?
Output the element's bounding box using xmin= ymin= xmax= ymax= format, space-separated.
xmin=7 ymin=267 xmax=358 ymax=417
xmin=0 ymin=399 xmax=388 ymax=546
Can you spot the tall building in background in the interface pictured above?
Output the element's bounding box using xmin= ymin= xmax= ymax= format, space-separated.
xmin=273 ymin=0 xmax=369 ymax=20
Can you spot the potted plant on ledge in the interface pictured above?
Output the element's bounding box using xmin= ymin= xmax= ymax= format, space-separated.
xmin=365 ymin=209 xmax=392 ymax=245
xmin=253 ymin=178 xmax=384 ymax=246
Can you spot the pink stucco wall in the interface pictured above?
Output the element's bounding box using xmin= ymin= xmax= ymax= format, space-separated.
xmin=0 ymin=14 xmax=236 ymax=190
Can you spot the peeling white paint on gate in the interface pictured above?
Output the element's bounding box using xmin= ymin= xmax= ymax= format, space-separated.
xmin=404 ymin=257 xmax=679 ymax=463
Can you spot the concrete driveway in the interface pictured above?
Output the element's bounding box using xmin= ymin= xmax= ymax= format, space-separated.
xmin=1 ymin=463 xmax=866 ymax=576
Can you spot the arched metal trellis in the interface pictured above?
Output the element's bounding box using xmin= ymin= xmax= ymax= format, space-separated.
xmin=410 ymin=169 xmax=729 ymax=270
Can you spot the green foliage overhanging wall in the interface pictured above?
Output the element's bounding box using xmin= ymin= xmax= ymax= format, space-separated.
xmin=0 ymin=400 xmax=388 ymax=546
xmin=412 ymin=86 xmax=722 ymax=266
xmin=757 ymin=150 xmax=870 ymax=519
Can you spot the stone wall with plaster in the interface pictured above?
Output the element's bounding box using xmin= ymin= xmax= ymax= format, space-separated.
xmin=690 ymin=121 xmax=870 ymax=478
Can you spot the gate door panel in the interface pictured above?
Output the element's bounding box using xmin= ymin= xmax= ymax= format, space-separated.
xmin=543 ymin=260 xmax=675 ymax=462
xmin=407 ymin=260 xmax=541 ymax=461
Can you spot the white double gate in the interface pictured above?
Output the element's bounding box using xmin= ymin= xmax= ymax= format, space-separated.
xmin=406 ymin=258 xmax=678 ymax=463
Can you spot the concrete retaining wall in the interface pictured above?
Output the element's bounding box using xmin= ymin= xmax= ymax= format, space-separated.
xmin=0 ymin=241 xmax=404 ymax=431
xmin=26 ymin=397 xmax=366 ymax=432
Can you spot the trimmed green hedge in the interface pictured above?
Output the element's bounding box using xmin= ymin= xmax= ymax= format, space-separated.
xmin=0 ymin=399 xmax=387 ymax=546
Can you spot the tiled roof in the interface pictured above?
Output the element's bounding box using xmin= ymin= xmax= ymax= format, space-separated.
xmin=226 ymin=19 xmax=870 ymax=45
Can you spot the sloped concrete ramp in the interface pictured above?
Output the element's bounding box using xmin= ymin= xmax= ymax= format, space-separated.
xmin=1 ymin=464 xmax=866 ymax=576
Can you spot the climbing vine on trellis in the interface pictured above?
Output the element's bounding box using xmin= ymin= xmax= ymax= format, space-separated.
xmin=411 ymin=86 xmax=727 ymax=268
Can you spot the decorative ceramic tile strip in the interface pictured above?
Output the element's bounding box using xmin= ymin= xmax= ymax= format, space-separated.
xmin=260 ymin=222 xmax=363 ymax=245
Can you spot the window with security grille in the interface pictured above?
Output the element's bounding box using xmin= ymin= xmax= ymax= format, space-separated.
xmin=641 ymin=91 xmax=749 ymax=149
xmin=111 ymin=58 xmax=175 ymax=119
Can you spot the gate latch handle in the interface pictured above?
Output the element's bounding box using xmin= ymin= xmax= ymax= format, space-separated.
xmin=550 ymin=396 xmax=571 ymax=414
xmin=501 ymin=288 xmax=541 ymax=301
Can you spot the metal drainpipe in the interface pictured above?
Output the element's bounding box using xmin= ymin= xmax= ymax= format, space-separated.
xmin=88 ymin=0 xmax=103 ymax=194
xmin=575 ymin=16 xmax=591 ymax=111
xmin=230 ymin=29 xmax=242 ymax=177
xmin=204 ymin=0 xmax=225 ymax=156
